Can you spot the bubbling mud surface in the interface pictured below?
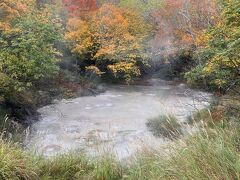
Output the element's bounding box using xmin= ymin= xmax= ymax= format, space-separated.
xmin=26 ymin=79 xmax=212 ymax=159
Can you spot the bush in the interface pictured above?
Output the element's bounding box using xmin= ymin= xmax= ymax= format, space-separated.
xmin=0 ymin=5 xmax=62 ymax=120
xmin=146 ymin=115 xmax=183 ymax=139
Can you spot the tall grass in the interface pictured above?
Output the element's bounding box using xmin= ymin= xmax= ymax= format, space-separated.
xmin=38 ymin=154 xmax=122 ymax=180
xmin=127 ymin=125 xmax=240 ymax=180
xmin=0 ymin=141 xmax=39 ymax=180
xmin=38 ymin=154 xmax=92 ymax=180
xmin=1 ymin=124 xmax=240 ymax=180
xmin=146 ymin=114 xmax=183 ymax=139
xmin=0 ymin=116 xmax=25 ymax=142
xmin=0 ymin=118 xmax=240 ymax=179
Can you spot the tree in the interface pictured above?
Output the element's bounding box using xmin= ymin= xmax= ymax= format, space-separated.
xmin=0 ymin=6 xmax=61 ymax=105
xmin=118 ymin=0 xmax=164 ymax=16
xmin=65 ymin=4 xmax=151 ymax=83
xmin=62 ymin=0 xmax=97 ymax=17
xmin=185 ymin=0 xmax=240 ymax=91
xmin=0 ymin=0 xmax=33 ymax=31
xmin=157 ymin=0 xmax=219 ymax=46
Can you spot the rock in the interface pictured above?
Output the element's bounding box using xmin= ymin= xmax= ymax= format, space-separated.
xmin=178 ymin=83 xmax=187 ymax=88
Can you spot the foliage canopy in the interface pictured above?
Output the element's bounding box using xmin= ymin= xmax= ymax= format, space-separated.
xmin=65 ymin=4 xmax=152 ymax=83
xmin=185 ymin=0 xmax=240 ymax=90
xmin=0 ymin=4 xmax=61 ymax=106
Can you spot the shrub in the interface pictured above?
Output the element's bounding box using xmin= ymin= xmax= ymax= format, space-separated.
xmin=0 ymin=4 xmax=62 ymax=119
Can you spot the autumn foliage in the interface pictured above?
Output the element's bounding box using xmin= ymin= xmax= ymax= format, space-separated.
xmin=65 ymin=4 xmax=151 ymax=82
xmin=185 ymin=0 xmax=240 ymax=90
xmin=0 ymin=0 xmax=239 ymax=119
xmin=157 ymin=0 xmax=219 ymax=46
xmin=0 ymin=0 xmax=33 ymax=31
xmin=62 ymin=0 xmax=97 ymax=17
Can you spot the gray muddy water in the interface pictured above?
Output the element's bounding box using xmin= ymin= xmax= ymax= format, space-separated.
xmin=25 ymin=79 xmax=212 ymax=159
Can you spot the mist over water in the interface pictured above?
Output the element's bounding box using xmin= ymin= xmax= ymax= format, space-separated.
xmin=25 ymin=79 xmax=212 ymax=159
